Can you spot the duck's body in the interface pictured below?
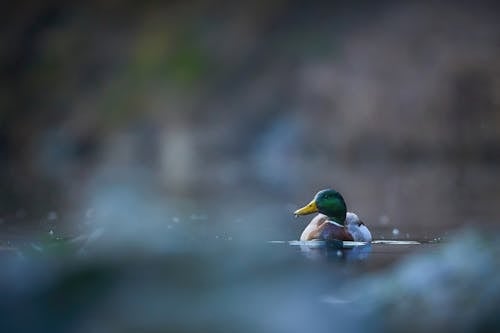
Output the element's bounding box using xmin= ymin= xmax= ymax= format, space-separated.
xmin=294 ymin=189 xmax=372 ymax=242
xmin=299 ymin=212 xmax=372 ymax=242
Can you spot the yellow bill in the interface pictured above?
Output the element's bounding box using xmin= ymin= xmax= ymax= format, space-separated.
xmin=293 ymin=200 xmax=318 ymax=216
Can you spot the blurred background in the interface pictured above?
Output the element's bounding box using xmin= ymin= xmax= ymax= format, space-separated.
xmin=1 ymin=1 xmax=500 ymax=331
xmin=2 ymin=1 xmax=499 ymax=241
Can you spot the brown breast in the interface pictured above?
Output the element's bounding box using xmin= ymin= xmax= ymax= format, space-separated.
xmin=320 ymin=223 xmax=354 ymax=241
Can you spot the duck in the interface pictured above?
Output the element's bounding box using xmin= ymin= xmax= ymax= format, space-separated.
xmin=293 ymin=189 xmax=372 ymax=242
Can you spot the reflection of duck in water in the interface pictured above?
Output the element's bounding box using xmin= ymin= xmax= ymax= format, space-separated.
xmin=294 ymin=189 xmax=372 ymax=242
xmin=298 ymin=241 xmax=372 ymax=261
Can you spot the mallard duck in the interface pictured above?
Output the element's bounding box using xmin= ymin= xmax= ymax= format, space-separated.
xmin=293 ymin=189 xmax=372 ymax=242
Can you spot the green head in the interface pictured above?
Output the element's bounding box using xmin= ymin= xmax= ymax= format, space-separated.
xmin=293 ymin=189 xmax=347 ymax=225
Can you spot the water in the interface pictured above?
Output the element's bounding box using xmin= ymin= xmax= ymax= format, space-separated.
xmin=0 ymin=193 xmax=496 ymax=333
xmin=269 ymin=238 xmax=442 ymax=274
xmin=0 ymin=221 xmax=498 ymax=333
